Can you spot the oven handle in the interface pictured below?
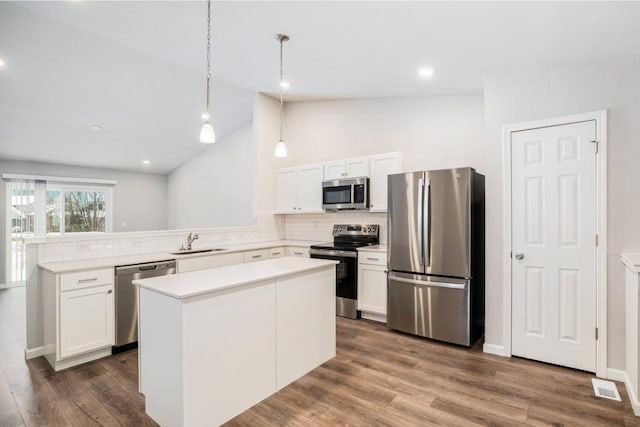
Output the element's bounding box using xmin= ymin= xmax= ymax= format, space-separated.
xmin=309 ymin=249 xmax=358 ymax=258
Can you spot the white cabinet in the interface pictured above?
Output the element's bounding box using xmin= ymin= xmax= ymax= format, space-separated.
xmin=243 ymin=249 xmax=269 ymax=263
xmin=286 ymin=247 xmax=309 ymax=257
xmin=369 ymin=152 xmax=402 ymax=212
xmin=324 ymin=156 xmax=369 ymax=180
xmin=177 ymin=252 xmax=244 ymax=273
xmin=357 ymin=250 xmax=388 ymax=323
xmin=275 ymin=164 xmax=324 ymax=214
xmin=269 ymin=247 xmax=285 ymax=258
xmin=42 ymin=267 xmax=115 ymax=371
xmin=59 ymin=284 xmax=114 ymax=359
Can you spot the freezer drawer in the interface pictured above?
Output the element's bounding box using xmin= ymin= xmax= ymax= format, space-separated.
xmin=387 ymin=272 xmax=471 ymax=346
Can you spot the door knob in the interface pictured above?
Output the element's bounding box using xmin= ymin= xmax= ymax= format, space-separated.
xmin=514 ymin=252 xmax=525 ymax=260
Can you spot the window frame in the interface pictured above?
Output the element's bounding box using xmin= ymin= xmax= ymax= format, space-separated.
xmin=44 ymin=183 xmax=113 ymax=235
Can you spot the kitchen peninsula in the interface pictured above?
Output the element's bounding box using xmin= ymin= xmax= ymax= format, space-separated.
xmin=132 ymin=256 xmax=338 ymax=426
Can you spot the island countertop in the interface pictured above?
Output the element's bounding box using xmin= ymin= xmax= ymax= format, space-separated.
xmin=132 ymin=256 xmax=338 ymax=299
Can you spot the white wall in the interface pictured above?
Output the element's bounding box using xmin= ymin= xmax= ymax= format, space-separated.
xmin=281 ymin=96 xmax=485 ymax=173
xmin=167 ymin=123 xmax=255 ymax=229
xmin=0 ymin=159 xmax=167 ymax=284
xmin=483 ymin=65 xmax=640 ymax=370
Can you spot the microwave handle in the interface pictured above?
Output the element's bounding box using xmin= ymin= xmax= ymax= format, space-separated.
xmin=351 ymin=184 xmax=355 ymax=204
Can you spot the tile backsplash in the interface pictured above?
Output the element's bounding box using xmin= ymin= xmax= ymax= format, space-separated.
xmin=284 ymin=211 xmax=388 ymax=244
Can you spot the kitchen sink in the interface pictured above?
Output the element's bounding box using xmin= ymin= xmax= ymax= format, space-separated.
xmin=169 ymin=248 xmax=227 ymax=255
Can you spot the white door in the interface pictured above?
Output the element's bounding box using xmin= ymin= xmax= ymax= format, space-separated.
xmin=369 ymin=152 xmax=401 ymax=212
xmin=511 ymin=120 xmax=597 ymax=372
xmin=297 ymin=163 xmax=324 ymax=213
xmin=275 ymin=168 xmax=298 ymax=213
xmin=345 ymin=156 xmax=369 ymax=178
xmin=59 ymin=284 xmax=114 ymax=359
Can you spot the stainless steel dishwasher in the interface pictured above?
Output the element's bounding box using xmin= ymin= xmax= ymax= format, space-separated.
xmin=114 ymin=260 xmax=176 ymax=352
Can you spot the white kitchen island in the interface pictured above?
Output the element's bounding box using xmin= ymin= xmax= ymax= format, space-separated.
xmin=132 ymin=256 xmax=338 ymax=427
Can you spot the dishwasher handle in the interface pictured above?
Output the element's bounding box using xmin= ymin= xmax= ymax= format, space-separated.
xmin=138 ymin=265 xmax=158 ymax=271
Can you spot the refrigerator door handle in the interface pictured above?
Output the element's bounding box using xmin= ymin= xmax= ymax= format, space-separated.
xmin=424 ymin=178 xmax=431 ymax=267
xmin=417 ymin=177 xmax=425 ymax=265
xmin=392 ymin=276 xmax=467 ymax=290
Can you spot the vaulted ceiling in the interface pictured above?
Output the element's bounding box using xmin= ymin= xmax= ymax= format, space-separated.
xmin=2 ymin=1 xmax=640 ymax=173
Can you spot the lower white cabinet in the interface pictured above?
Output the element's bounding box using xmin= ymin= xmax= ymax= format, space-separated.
xmin=269 ymin=247 xmax=285 ymax=258
xmin=357 ymin=249 xmax=388 ymax=322
xmin=244 ymin=249 xmax=270 ymax=263
xmin=42 ymin=267 xmax=115 ymax=371
xmin=286 ymin=247 xmax=310 ymax=257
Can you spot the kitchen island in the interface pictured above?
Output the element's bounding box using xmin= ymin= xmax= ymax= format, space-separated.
xmin=132 ymin=256 xmax=338 ymax=427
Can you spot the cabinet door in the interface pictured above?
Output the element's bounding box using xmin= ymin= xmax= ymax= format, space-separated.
xmin=59 ymin=285 xmax=114 ymax=359
xmin=297 ymin=163 xmax=324 ymax=213
xmin=269 ymin=247 xmax=285 ymax=258
xmin=323 ymin=160 xmax=345 ymax=180
xmin=345 ymin=156 xmax=370 ymax=178
xmin=369 ymin=152 xmax=402 ymax=212
xmin=178 ymin=252 xmax=244 ymax=273
xmin=243 ymin=249 xmax=270 ymax=263
xmin=275 ymin=168 xmax=298 ymax=213
xmin=357 ymin=264 xmax=388 ymax=316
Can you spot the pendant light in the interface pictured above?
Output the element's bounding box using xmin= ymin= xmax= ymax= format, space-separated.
xmin=199 ymin=0 xmax=215 ymax=143
xmin=274 ymin=34 xmax=289 ymax=158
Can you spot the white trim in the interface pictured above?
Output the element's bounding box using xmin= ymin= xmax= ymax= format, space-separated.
xmin=0 ymin=282 xmax=25 ymax=289
xmin=1 ymin=173 xmax=117 ymax=186
xmin=501 ymin=110 xmax=608 ymax=378
xmin=607 ymin=369 xmax=640 ymax=416
xmin=25 ymin=346 xmax=44 ymax=360
xmin=483 ymin=343 xmax=507 ymax=357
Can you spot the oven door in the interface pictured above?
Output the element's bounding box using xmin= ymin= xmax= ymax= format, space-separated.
xmin=309 ymin=249 xmax=359 ymax=319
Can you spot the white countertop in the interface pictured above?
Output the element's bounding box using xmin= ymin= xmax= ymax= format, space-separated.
xmin=39 ymin=240 xmax=321 ymax=274
xmin=622 ymin=253 xmax=640 ymax=273
xmin=357 ymin=244 xmax=387 ymax=253
xmin=133 ymin=256 xmax=338 ymax=300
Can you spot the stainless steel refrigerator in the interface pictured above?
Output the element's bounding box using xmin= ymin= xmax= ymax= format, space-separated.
xmin=387 ymin=167 xmax=484 ymax=346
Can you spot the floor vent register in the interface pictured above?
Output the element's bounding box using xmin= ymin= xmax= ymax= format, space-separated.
xmin=591 ymin=378 xmax=621 ymax=401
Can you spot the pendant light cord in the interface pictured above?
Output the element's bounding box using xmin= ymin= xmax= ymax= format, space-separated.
xmin=206 ymin=0 xmax=211 ymax=115
xmin=279 ymin=35 xmax=284 ymax=141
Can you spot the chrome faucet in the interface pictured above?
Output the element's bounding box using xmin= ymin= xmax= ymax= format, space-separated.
xmin=186 ymin=232 xmax=199 ymax=251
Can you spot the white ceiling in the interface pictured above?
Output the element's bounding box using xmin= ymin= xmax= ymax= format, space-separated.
xmin=2 ymin=1 xmax=640 ymax=172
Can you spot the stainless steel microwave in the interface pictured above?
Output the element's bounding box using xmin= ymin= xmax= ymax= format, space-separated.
xmin=322 ymin=177 xmax=369 ymax=210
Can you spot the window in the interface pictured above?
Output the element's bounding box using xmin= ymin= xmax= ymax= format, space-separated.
xmin=46 ymin=185 xmax=112 ymax=234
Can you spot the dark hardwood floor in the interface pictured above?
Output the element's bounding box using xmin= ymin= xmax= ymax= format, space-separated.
xmin=1 ymin=287 xmax=638 ymax=426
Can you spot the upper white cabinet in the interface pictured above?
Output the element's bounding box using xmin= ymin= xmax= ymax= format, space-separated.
xmin=275 ymin=163 xmax=324 ymax=214
xmin=324 ymin=156 xmax=370 ymax=180
xmin=369 ymin=152 xmax=402 ymax=212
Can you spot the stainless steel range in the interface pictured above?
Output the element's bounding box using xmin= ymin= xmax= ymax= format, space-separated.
xmin=309 ymin=224 xmax=379 ymax=319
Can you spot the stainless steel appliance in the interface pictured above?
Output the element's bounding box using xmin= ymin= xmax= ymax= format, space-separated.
xmin=322 ymin=177 xmax=369 ymax=210
xmin=310 ymin=224 xmax=379 ymax=319
xmin=387 ymin=167 xmax=484 ymax=346
xmin=114 ymin=260 xmax=176 ymax=352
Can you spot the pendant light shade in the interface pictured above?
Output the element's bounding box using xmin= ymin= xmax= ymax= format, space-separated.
xmin=199 ymin=0 xmax=215 ymax=144
xmin=275 ymin=140 xmax=287 ymax=158
xmin=199 ymin=121 xmax=215 ymax=144
xmin=274 ymin=34 xmax=289 ymax=157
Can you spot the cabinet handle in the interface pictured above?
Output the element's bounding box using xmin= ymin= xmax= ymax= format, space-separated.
xmin=367 ymin=257 xmax=379 ymax=261
xmin=384 ymin=270 xmax=388 ymax=273
xmin=252 ymin=255 xmax=262 ymax=259
xmin=272 ymin=252 xmax=281 ymax=256
xmin=294 ymin=251 xmax=303 ymax=255
xmin=107 ymin=290 xmax=113 ymax=294
xmin=78 ymin=277 xmax=98 ymax=283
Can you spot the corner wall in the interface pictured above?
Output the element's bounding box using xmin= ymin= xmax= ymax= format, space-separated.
xmin=483 ymin=65 xmax=640 ymax=370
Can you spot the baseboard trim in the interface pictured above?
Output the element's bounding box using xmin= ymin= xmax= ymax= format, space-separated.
xmin=25 ymin=346 xmax=44 ymax=360
xmin=483 ymin=343 xmax=508 ymax=357
xmin=606 ymin=368 xmax=640 ymax=416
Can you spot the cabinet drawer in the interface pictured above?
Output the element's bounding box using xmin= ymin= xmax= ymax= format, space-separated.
xmin=286 ymin=247 xmax=309 ymax=257
xmin=269 ymin=247 xmax=285 ymax=258
xmin=60 ymin=268 xmax=114 ymax=292
xmin=243 ymin=249 xmax=270 ymax=263
xmin=358 ymin=252 xmax=386 ymax=266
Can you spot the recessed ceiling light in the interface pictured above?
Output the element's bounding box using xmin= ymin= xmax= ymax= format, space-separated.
xmin=279 ymin=80 xmax=290 ymax=88
xmin=0 ymin=58 xmax=6 ymax=68
xmin=142 ymin=160 xmax=150 ymax=165
xmin=90 ymin=125 xmax=102 ymax=131
xmin=418 ymin=67 xmax=435 ymax=78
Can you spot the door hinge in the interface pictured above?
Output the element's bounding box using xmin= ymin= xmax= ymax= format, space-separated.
xmin=596 ymin=327 xmax=599 ymax=340
xmin=510 ymin=251 xmax=512 ymax=258
xmin=591 ymin=140 xmax=599 ymax=154
xmin=596 ymin=234 xmax=599 ymax=247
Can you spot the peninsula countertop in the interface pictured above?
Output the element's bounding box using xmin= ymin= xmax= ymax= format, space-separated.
xmin=38 ymin=240 xmax=321 ymax=274
xmin=132 ymin=256 xmax=338 ymax=299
